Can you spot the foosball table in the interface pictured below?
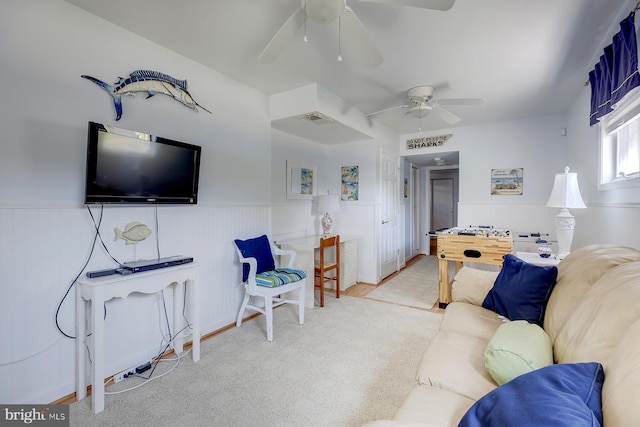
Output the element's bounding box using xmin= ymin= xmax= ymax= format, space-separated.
xmin=436 ymin=227 xmax=513 ymax=308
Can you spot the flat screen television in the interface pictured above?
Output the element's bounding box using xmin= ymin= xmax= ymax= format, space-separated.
xmin=85 ymin=121 xmax=201 ymax=205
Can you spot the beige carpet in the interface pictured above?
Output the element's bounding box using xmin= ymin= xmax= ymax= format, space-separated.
xmin=71 ymin=294 xmax=443 ymax=427
xmin=367 ymin=256 xmax=440 ymax=310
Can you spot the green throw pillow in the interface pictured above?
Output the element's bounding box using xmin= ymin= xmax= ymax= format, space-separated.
xmin=485 ymin=320 xmax=553 ymax=385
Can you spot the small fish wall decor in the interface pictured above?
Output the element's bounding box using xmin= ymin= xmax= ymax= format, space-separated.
xmin=81 ymin=69 xmax=211 ymax=120
xmin=114 ymin=221 xmax=152 ymax=245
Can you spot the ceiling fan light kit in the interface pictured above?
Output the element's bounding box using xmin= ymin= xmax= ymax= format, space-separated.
xmin=306 ymin=0 xmax=346 ymax=23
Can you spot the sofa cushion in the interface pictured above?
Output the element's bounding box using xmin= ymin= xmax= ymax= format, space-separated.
xmin=553 ymin=261 xmax=640 ymax=365
xmin=459 ymin=362 xmax=604 ymax=427
xmin=439 ymin=302 xmax=506 ymax=342
xmin=602 ymin=320 xmax=640 ymax=427
xmin=416 ymin=330 xmax=497 ymax=401
xmin=392 ymin=385 xmax=475 ymax=426
xmin=254 ymin=268 xmax=307 ymax=288
xmin=234 ymin=235 xmax=276 ymax=282
xmin=482 ymin=254 xmax=557 ymax=326
xmin=484 ymin=320 xmax=553 ymax=385
xmin=451 ymin=267 xmax=499 ymax=306
xmin=544 ymin=244 xmax=640 ymax=344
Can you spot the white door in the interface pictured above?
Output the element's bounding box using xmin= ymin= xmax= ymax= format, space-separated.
xmin=411 ymin=165 xmax=420 ymax=256
xmin=431 ymin=178 xmax=455 ymax=230
xmin=380 ymin=151 xmax=399 ymax=280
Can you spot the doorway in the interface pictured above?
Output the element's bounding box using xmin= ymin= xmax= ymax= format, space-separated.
xmin=430 ymin=169 xmax=459 ymax=231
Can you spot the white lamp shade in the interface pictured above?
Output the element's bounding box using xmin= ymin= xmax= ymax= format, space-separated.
xmin=317 ymin=194 xmax=341 ymax=214
xmin=546 ymin=167 xmax=586 ymax=209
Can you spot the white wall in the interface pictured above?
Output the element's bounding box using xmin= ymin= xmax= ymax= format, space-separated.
xmin=0 ymin=1 xmax=273 ymax=404
xmin=562 ymin=0 xmax=640 ymax=250
xmin=270 ymin=127 xmax=398 ymax=285
xmin=564 ymin=69 xmax=640 ymax=250
xmin=402 ymin=114 xmax=568 ymax=251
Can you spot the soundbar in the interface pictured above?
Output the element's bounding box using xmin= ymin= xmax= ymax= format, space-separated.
xmin=119 ymin=255 xmax=194 ymax=273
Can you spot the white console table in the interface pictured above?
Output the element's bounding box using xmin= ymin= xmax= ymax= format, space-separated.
xmin=276 ymin=235 xmax=358 ymax=308
xmin=76 ymin=263 xmax=200 ymax=414
xmin=515 ymin=252 xmax=560 ymax=267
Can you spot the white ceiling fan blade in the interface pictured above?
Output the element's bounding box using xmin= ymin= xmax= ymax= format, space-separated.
xmin=365 ymin=104 xmax=409 ymax=117
xmin=258 ymin=7 xmax=305 ymax=64
xmin=341 ymin=7 xmax=384 ymax=67
xmin=356 ymin=0 xmax=455 ymax=12
xmin=436 ymin=98 xmax=487 ymax=106
xmin=431 ymin=105 xmax=461 ymax=124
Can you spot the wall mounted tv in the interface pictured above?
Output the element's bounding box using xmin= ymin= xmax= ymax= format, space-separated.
xmin=85 ymin=121 xmax=201 ymax=205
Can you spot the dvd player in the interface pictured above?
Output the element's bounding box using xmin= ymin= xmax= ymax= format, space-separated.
xmin=119 ymin=255 xmax=194 ymax=273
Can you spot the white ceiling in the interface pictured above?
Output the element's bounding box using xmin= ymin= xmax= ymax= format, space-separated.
xmin=65 ymin=0 xmax=625 ymax=140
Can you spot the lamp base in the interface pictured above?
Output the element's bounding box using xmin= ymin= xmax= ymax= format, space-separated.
xmin=321 ymin=212 xmax=333 ymax=238
xmin=555 ymin=208 xmax=575 ymax=260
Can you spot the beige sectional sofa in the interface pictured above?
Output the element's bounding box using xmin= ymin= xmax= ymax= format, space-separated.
xmin=364 ymin=244 xmax=640 ymax=426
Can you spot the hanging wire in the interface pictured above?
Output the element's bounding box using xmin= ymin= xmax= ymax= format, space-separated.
xmin=303 ymin=0 xmax=308 ymax=43
xmin=337 ymin=16 xmax=343 ymax=61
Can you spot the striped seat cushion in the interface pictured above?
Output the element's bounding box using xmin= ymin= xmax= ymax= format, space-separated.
xmin=255 ymin=268 xmax=307 ymax=288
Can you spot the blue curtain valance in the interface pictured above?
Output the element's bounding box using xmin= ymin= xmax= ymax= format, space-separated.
xmin=589 ymin=13 xmax=640 ymax=126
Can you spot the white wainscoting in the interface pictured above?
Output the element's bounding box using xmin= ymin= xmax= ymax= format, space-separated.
xmin=271 ymin=203 xmax=378 ymax=284
xmin=458 ymin=201 xmax=640 ymax=251
xmin=0 ymin=203 xmax=270 ymax=404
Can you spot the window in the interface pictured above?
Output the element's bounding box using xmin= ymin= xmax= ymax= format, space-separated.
xmin=599 ymin=89 xmax=640 ymax=190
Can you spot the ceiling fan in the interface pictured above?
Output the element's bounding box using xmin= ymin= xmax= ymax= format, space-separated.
xmin=258 ymin=0 xmax=455 ymax=67
xmin=365 ymin=85 xmax=487 ymax=127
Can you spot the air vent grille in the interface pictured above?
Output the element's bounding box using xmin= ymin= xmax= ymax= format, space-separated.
xmin=298 ymin=111 xmax=335 ymax=124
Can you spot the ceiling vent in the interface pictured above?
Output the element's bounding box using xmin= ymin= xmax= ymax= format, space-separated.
xmin=298 ymin=111 xmax=335 ymax=124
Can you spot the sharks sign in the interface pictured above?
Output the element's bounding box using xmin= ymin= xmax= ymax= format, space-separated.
xmin=406 ymin=134 xmax=452 ymax=150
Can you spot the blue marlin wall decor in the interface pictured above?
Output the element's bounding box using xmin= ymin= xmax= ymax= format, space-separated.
xmin=81 ymin=70 xmax=212 ymax=120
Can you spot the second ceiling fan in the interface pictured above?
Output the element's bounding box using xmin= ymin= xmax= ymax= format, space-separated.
xmin=366 ymin=85 xmax=487 ymax=128
xmin=258 ymin=0 xmax=456 ymax=67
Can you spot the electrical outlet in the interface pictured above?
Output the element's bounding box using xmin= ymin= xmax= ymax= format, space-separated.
xmin=113 ymin=365 xmax=137 ymax=383
xmin=113 ymin=359 xmax=154 ymax=383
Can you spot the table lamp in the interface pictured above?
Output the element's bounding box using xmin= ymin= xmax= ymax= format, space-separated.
xmin=546 ymin=167 xmax=586 ymax=260
xmin=317 ymin=193 xmax=341 ymax=238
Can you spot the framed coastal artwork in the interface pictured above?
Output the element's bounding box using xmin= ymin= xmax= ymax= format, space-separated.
xmin=341 ymin=166 xmax=359 ymax=201
xmin=287 ymin=161 xmax=317 ymax=200
xmin=491 ymin=168 xmax=523 ymax=195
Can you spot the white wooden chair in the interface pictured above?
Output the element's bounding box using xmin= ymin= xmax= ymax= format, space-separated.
xmin=234 ymin=235 xmax=306 ymax=342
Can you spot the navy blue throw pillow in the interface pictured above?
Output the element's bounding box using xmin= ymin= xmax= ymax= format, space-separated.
xmin=482 ymin=254 xmax=557 ymax=326
xmin=234 ymin=235 xmax=275 ymax=282
xmin=459 ymin=362 xmax=604 ymax=427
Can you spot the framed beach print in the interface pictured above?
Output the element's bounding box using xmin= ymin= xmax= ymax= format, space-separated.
xmin=341 ymin=166 xmax=359 ymax=201
xmin=287 ymin=161 xmax=317 ymax=200
xmin=491 ymin=168 xmax=523 ymax=195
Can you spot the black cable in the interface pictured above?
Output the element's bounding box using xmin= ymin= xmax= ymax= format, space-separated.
xmin=86 ymin=206 xmax=121 ymax=265
xmin=182 ymin=282 xmax=192 ymax=332
xmin=154 ymin=204 xmax=161 ymax=261
xmin=132 ymin=290 xmax=193 ymax=382
xmin=55 ymin=205 xmax=104 ymax=339
xmin=160 ymin=290 xmax=172 ymax=343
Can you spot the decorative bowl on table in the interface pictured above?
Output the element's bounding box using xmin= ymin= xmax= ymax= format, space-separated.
xmin=537 ymin=242 xmax=553 ymax=258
